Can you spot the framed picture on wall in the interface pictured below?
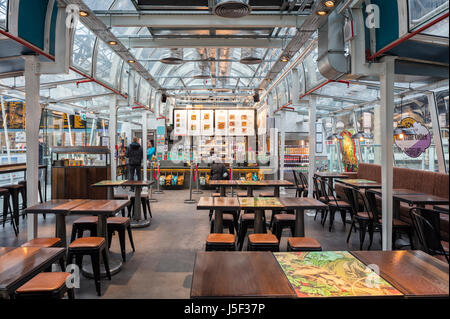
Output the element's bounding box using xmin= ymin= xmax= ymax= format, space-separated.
xmin=316 ymin=143 xmax=323 ymax=154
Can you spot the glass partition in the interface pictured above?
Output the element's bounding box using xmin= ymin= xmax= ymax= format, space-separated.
xmin=72 ymin=22 xmax=96 ymax=74
xmin=0 ymin=0 xmax=7 ymax=29
xmin=435 ymin=89 xmax=449 ymax=171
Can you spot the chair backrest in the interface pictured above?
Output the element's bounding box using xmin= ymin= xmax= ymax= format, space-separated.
xmin=343 ymin=186 xmax=358 ymax=215
xmin=364 ymin=189 xmax=382 ymax=222
xmin=292 ymin=170 xmax=301 ymax=188
xmin=409 ymin=207 xmax=447 ymax=259
xmin=312 ymin=176 xmax=322 ymax=200
xmin=299 ymin=172 xmax=308 ymax=188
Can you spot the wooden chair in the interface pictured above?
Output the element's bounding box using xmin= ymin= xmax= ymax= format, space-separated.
xmin=15 ymin=272 xmax=74 ymax=299
xmin=67 ymin=237 xmax=111 ymax=296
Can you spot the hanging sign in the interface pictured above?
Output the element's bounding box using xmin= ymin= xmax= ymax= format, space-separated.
xmin=394 ymin=117 xmax=431 ymax=158
xmin=338 ymin=130 xmax=358 ymax=172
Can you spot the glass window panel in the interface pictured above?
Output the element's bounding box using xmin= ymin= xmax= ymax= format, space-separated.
xmin=435 ymin=89 xmax=449 ymax=171
xmin=96 ymin=40 xmax=122 ymax=87
xmin=408 ymin=0 xmax=448 ymax=32
xmin=83 ymin=0 xmax=114 ymax=10
xmin=72 ymin=23 xmax=95 ymax=74
xmin=110 ymin=0 xmax=136 ymax=10
xmin=0 ymin=0 xmax=7 ymax=29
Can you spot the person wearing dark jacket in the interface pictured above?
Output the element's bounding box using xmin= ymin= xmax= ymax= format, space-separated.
xmin=209 ymin=151 xmax=228 ymax=181
xmin=126 ymin=137 xmax=143 ymax=181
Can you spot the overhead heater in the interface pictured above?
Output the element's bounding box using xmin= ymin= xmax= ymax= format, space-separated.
xmin=213 ymin=0 xmax=252 ymax=18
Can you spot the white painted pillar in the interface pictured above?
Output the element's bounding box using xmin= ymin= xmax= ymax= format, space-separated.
xmin=428 ymin=92 xmax=446 ymax=173
xmin=308 ymin=97 xmax=317 ymax=198
xmin=109 ymin=97 xmax=117 ymax=180
xmin=280 ymin=112 xmax=286 ymax=182
xmin=24 ymin=56 xmax=41 ymax=240
xmin=380 ymin=57 xmax=395 ymax=251
xmin=89 ymin=118 xmax=96 ymax=146
xmin=373 ymin=105 xmax=382 ymax=164
xmin=142 ymin=111 xmax=148 ymax=181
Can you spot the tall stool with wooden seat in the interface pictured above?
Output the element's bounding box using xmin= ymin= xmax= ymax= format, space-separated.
xmin=287 ymin=237 xmax=322 ymax=252
xmin=247 ymin=233 xmax=279 ymax=252
xmin=0 ymin=188 xmax=17 ymax=236
xmin=210 ymin=193 xmax=221 ymax=220
xmin=271 ymin=213 xmax=296 ymax=241
xmin=21 ymin=237 xmax=65 ymax=270
xmin=67 ymin=237 xmax=111 ymax=296
xmin=210 ymin=212 xmax=236 ymax=234
xmin=2 ymin=184 xmax=24 ymax=227
xmin=258 ymin=191 xmax=274 ymax=197
xmin=237 ymin=213 xmax=268 ymax=250
xmin=113 ymin=194 xmax=131 ymax=217
xmin=18 ymin=180 xmax=44 ymax=208
xmin=107 ymin=217 xmax=135 ymax=262
xmin=15 ymin=272 xmax=74 ymax=299
xmin=236 ymin=191 xmax=248 ymax=197
xmin=70 ymin=216 xmax=98 ymax=242
xmin=129 ymin=194 xmax=152 ymax=220
xmin=205 ymin=234 xmax=236 ymax=251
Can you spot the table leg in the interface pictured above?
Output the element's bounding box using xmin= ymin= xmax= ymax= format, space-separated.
xmin=274 ymin=187 xmax=280 ymax=197
xmin=247 ymin=186 xmax=253 ymax=197
xmin=393 ymin=199 xmax=400 ymax=219
xmin=254 ymin=209 xmax=264 ymax=233
xmin=106 ymin=187 xmax=114 ymax=200
xmin=213 ymin=210 xmax=224 ymax=233
xmin=82 ymin=215 xmax=123 ymax=278
xmin=220 ymin=186 xmax=226 ymax=197
xmin=55 ymin=214 xmax=67 ymax=247
xmin=44 ymin=167 xmax=48 ymax=202
xmin=294 ymin=208 xmax=305 ymax=237
xmin=131 ymin=186 xmax=150 ymax=228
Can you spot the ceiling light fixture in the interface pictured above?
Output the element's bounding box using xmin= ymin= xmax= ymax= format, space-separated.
xmin=280 ymin=55 xmax=290 ymax=63
xmin=316 ymin=10 xmax=328 ymax=16
xmin=324 ymin=1 xmax=335 ymax=8
xmin=79 ymin=10 xmax=89 ymax=17
xmin=128 ymin=59 xmax=136 ymax=64
xmin=108 ymin=41 xmax=117 ymax=45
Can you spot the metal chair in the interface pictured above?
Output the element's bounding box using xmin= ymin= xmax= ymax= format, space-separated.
xmin=320 ymin=179 xmax=351 ymax=232
xmin=409 ymin=207 xmax=448 ymax=263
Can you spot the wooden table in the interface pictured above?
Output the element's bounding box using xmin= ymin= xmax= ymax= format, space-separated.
xmin=335 ymin=178 xmax=382 ymax=189
xmin=92 ymin=180 xmax=154 ymax=228
xmin=25 ymin=199 xmax=90 ymax=246
xmin=351 ymin=250 xmax=449 ymax=298
xmin=208 ymin=180 xmax=293 ymax=197
xmin=314 ymin=172 xmax=349 ymax=195
xmin=434 ymin=204 xmax=449 ymax=214
xmin=197 ymin=196 xmax=326 ymax=235
xmin=279 ymin=197 xmax=328 ymax=236
xmin=0 ymin=247 xmax=66 ymax=299
xmin=70 ymin=199 xmax=130 ymax=277
xmin=191 ymin=252 xmax=296 ymax=298
xmin=366 ymin=188 xmax=428 ymax=218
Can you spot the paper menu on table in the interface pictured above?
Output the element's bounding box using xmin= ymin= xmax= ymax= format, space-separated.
xmin=174 ymin=109 xmax=187 ymax=136
xmin=201 ymin=110 xmax=214 ymax=136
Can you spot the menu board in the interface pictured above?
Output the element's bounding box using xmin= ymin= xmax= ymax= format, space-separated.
xmin=201 ymin=110 xmax=214 ymax=136
xmin=174 ymin=110 xmax=187 ymax=136
xmin=188 ymin=110 xmax=201 ymax=136
xmin=229 ymin=110 xmax=254 ymax=136
xmin=215 ymin=110 xmax=228 ymax=136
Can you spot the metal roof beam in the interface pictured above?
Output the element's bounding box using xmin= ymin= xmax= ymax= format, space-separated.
xmin=96 ymin=13 xmax=306 ymax=29
xmin=124 ymin=37 xmax=284 ymax=48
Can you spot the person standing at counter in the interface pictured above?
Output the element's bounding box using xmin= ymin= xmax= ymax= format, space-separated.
xmin=210 ymin=150 xmax=228 ymax=181
xmin=126 ymin=137 xmax=143 ymax=184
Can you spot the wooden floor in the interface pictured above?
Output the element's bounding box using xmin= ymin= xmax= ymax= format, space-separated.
xmin=0 ymin=188 xmax=396 ymax=299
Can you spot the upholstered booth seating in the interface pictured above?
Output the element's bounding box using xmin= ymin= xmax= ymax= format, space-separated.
xmin=334 ymin=163 xmax=449 ymax=241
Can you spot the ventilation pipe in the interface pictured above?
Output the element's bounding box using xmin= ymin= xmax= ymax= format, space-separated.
xmin=317 ymin=10 xmax=350 ymax=80
xmin=193 ymin=49 xmax=211 ymax=79
xmin=217 ymin=48 xmax=232 ymax=87
xmin=240 ymin=48 xmax=263 ymax=64
xmin=160 ymin=48 xmax=184 ymax=65
xmin=213 ymin=0 xmax=251 ymax=18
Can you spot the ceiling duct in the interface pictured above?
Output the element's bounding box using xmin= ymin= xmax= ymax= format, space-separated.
xmin=160 ymin=48 xmax=184 ymax=65
xmin=240 ymin=48 xmax=263 ymax=64
xmin=193 ymin=49 xmax=211 ymax=79
xmin=213 ymin=0 xmax=252 ymax=18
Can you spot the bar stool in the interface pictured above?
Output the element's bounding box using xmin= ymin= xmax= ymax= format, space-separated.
xmin=18 ymin=180 xmax=44 ymax=207
xmin=210 ymin=212 xmax=235 ymax=234
xmin=107 ymin=217 xmax=135 ymax=262
xmin=113 ymin=194 xmax=131 ymax=217
xmin=67 ymin=237 xmax=111 ymax=296
xmin=237 ymin=213 xmax=267 ymax=250
xmin=70 ymin=216 xmax=98 ymax=242
xmin=210 ymin=193 xmax=221 ymax=220
xmin=271 ymin=213 xmax=296 ymax=241
xmin=129 ymin=194 xmax=152 ymax=220
xmin=259 ymin=191 xmax=274 ymax=197
xmin=205 ymin=234 xmax=236 ymax=251
xmin=247 ymin=234 xmax=279 ymax=252
xmin=287 ymin=237 xmax=322 ymax=252
xmin=237 ymin=191 xmax=248 ymax=197
xmin=15 ymin=272 xmax=74 ymax=299
xmin=0 ymin=188 xmax=17 ymax=236
xmin=2 ymin=184 xmax=24 ymax=227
